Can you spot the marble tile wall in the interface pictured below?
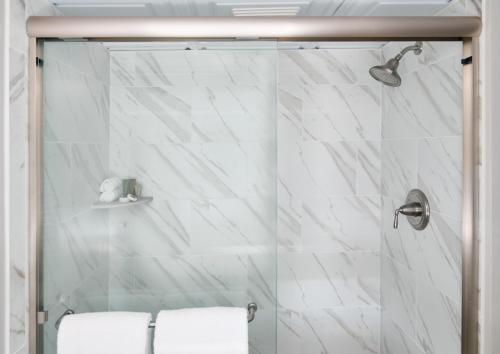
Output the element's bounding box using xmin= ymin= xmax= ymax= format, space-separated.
xmin=276 ymin=48 xmax=382 ymax=354
xmin=42 ymin=42 xmax=110 ymax=354
xmin=379 ymin=41 xmax=463 ymax=354
xmin=108 ymin=48 xmax=278 ymax=354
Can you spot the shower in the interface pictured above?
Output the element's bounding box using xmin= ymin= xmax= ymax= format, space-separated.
xmin=369 ymin=41 xmax=423 ymax=87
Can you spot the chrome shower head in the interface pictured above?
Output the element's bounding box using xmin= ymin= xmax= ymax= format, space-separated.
xmin=369 ymin=58 xmax=401 ymax=87
xmin=369 ymin=41 xmax=423 ymax=87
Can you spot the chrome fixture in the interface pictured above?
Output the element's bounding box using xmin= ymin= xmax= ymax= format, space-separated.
xmin=369 ymin=41 xmax=423 ymax=87
xmin=54 ymin=309 xmax=74 ymax=330
xmin=54 ymin=303 xmax=258 ymax=330
xmin=393 ymin=189 xmax=430 ymax=230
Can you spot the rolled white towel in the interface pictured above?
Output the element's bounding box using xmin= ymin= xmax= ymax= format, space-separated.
xmin=99 ymin=177 xmax=121 ymax=193
xmin=99 ymin=189 xmax=121 ymax=203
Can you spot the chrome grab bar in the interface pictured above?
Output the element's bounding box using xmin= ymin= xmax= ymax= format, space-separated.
xmin=55 ymin=303 xmax=258 ymax=330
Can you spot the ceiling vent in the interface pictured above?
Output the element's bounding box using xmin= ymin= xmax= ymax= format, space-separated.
xmin=216 ymin=1 xmax=309 ymax=16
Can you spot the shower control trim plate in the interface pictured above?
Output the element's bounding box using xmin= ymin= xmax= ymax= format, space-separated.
xmin=393 ymin=189 xmax=430 ymax=231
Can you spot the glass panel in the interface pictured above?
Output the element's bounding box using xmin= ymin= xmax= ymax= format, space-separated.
xmin=40 ymin=38 xmax=463 ymax=354
xmin=275 ymin=41 xmax=463 ymax=354
xmin=41 ymin=40 xmax=278 ymax=354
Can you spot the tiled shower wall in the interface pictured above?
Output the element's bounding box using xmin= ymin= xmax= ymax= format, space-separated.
xmin=107 ymin=46 xmax=383 ymax=354
xmin=42 ymin=42 xmax=110 ymax=354
xmin=276 ymin=48 xmax=382 ymax=353
xmin=107 ymin=48 xmax=278 ymax=354
xmin=379 ymin=42 xmax=463 ymax=354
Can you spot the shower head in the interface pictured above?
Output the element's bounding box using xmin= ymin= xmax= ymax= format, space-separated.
xmin=369 ymin=41 xmax=423 ymax=87
xmin=369 ymin=58 xmax=401 ymax=87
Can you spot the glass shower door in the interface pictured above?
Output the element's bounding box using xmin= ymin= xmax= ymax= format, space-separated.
xmin=40 ymin=40 xmax=278 ymax=354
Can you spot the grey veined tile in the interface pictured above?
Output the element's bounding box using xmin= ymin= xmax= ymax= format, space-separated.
xmin=416 ymin=212 xmax=462 ymax=303
xmin=381 ymin=197 xmax=419 ymax=271
xmin=417 ymin=137 xmax=462 ymax=219
xmin=382 ymin=56 xmax=462 ymax=139
xmin=278 ymin=252 xmax=380 ymax=310
xmin=381 ymin=313 xmax=425 ymax=354
xmin=302 ymin=84 xmax=381 ymax=141
xmin=415 ymin=281 xmax=461 ymax=354
xmin=381 ymin=255 xmax=416 ymax=338
xmin=43 ymin=60 xmax=109 ymax=143
xmin=43 ymin=143 xmax=72 ymax=224
xmin=381 ymin=139 xmax=418 ymax=200
xmin=301 ymin=307 xmax=380 ymax=354
xmin=301 ymin=195 xmax=380 ymax=252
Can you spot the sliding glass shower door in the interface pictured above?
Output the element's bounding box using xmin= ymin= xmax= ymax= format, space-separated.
xmin=40 ymin=41 xmax=278 ymax=354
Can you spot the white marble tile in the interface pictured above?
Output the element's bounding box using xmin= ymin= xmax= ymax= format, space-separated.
xmin=247 ymin=254 xmax=277 ymax=311
xmin=279 ymin=252 xmax=379 ymax=310
xmin=417 ymin=137 xmax=462 ymax=219
xmin=301 ymin=307 xmax=380 ymax=354
xmin=128 ymin=143 xmax=248 ymax=200
xmin=278 ymin=49 xmax=359 ymax=85
xmin=189 ymin=197 xmax=275 ymax=253
xmin=191 ymin=84 xmax=275 ymax=142
xmin=10 ymin=263 xmax=26 ymax=354
xmin=415 ymin=281 xmax=461 ymax=354
xmin=71 ymin=144 xmax=108 ymax=215
xmin=299 ymin=141 xmax=357 ymax=197
xmin=356 ymin=140 xmax=381 ymax=194
xmin=43 ymin=143 xmax=72 ymax=224
xmin=249 ymin=308 xmax=277 ymax=354
xmin=423 ymin=42 xmax=463 ymax=66
xmin=381 ymin=198 xmax=419 ymax=271
xmin=302 ymin=85 xmax=381 ymax=141
xmin=117 ymin=86 xmax=192 ymax=143
xmin=277 ymin=309 xmax=302 ymax=354
xmin=416 ymin=212 xmax=461 ymax=303
xmin=381 ymin=139 xmax=418 ymax=200
xmin=110 ymin=51 xmax=136 ymax=86
xmin=43 ymin=60 xmax=109 ymax=143
xmin=382 ymin=42 xmax=426 ymax=76
xmin=301 ymin=195 xmax=380 ymax=252
xmin=381 ymin=256 xmax=416 ymax=337
xmin=357 ymin=49 xmax=383 ymax=85
xmin=43 ymin=211 xmax=108 ymax=309
xmin=109 ymin=199 xmax=191 ymax=257
xmin=278 ymin=85 xmax=303 ymax=133
xmin=244 ymin=141 xmax=277 ymax=197
xmin=45 ymin=42 xmax=110 ymax=81
xmin=277 ymin=180 xmax=302 ymax=252
xmin=10 ymin=0 xmax=26 ymax=53
xmin=382 ymin=56 xmax=462 ymax=138
xmin=132 ymin=255 xmax=248 ymax=303
xmin=381 ymin=313 xmax=425 ymax=354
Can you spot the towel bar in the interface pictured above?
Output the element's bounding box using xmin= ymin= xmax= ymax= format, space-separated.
xmin=54 ymin=303 xmax=258 ymax=330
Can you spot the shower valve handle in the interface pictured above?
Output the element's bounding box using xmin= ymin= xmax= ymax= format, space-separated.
xmin=393 ymin=202 xmax=423 ymax=229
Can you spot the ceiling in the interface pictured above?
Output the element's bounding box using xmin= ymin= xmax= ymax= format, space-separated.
xmin=51 ymin=0 xmax=454 ymax=17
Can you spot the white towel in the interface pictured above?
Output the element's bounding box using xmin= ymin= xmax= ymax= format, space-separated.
xmin=57 ymin=312 xmax=152 ymax=354
xmin=99 ymin=189 xmax=121 ymax=203
xmin=154 ymin=307 xmax=248 ymax=354
xmin=99 ymin=177 xmax=121 ymax=193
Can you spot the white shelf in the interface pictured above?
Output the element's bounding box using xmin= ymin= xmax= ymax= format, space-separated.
xmin=91 ymin=196 xmax=153 ymax=210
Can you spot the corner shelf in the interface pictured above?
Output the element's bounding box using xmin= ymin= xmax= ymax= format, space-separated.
xmin=91 ymin=196 xmax=153 ymax=210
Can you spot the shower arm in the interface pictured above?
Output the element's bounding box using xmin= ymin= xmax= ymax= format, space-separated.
xmin=394 ymin=41 xmax=423 ymax=61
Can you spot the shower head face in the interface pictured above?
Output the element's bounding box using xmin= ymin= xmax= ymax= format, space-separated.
xmin=369 ymin=58 xmax=402 ymax=87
